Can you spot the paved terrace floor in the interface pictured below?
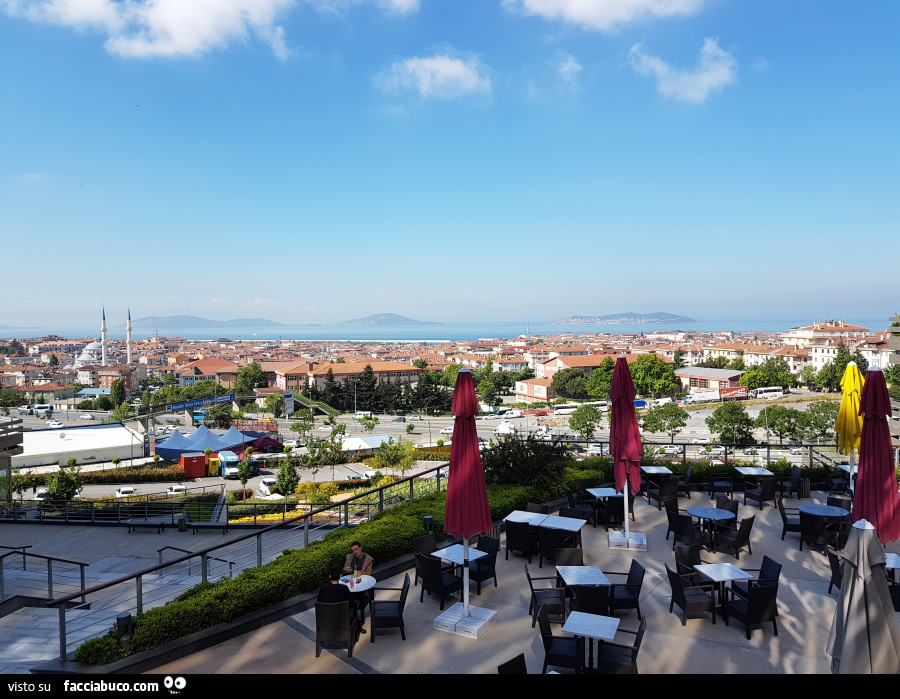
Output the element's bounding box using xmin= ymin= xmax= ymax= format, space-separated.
xmin=4 ymin=487 xmax=898 ymax=675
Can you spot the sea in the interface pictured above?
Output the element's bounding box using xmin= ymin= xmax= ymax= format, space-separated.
xmin=0 ymin=318 xmax=890 ymax=343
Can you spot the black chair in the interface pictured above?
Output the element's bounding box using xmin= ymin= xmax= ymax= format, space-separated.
xmin=315 ymin=600 xmax=360 ymax=658
xmin=731 ymin=555 xmax=781 ymax=601
xmin=704 ymin=466 xmax=733 ymax=499
xmin=744 ymin=478 xmax=778 ymax=511
xmin=715 ymin=496 xmax=740 ymax=532
xmin=714 ymin=514 xmax=755 ymax=560
xmin=665 ymin=564 xmax=716 ymax=626
xmin=827 ymin=550 xmax=843 ymax=594
xmin=525 ymin=564 xmax=566 ymax=627
xmin=595 ymin=618 xmax=647 ymax=675
xmin=574 ymin=478 xmax=599 ymax=494
xmin=677 ymin=465 xmax=694 ymax=499
xmin=416 ymin=552 xmax=462 ymax=610
xmin=468 ymin=536 xmax=499 ymax=595
xmin=671 ymin=512 xmax=709 ymax=551
xmin=572 ymin=584 xmax=610 ymax=615
xmin=664 ymin=497 xmax=682 ymax=541
xmin=527 ymin=502 xmax=550 ymax=514
xmin=823 ymin=463 xmax=850 ymax=495
xmin=723 ymin=581 xmax=778 ymax=639
xmin=505 ymin=520 xmax=538 ymax=563
xmin=647 ymin=478 xmax=679 ymax=510
xmin=554 ymin=547 xmax=584 ymax=599
xmin=605 ymin=493 xmax=636 ymax=530
xmin=607 ymin=559 xmax=646 ymax=620
xmin=368 ymin=573 xmax=410 ymax=643
xmin=566 ymin=492 xmax=598 ymax=528
xmin=412 ymin=533 xmax=453 ymax=585
xmin=777 ymin=497 xmax=801 ymax=541
xmin=538 ymin=527 xmax=577 ymax=568
xmin=497 ymin=653 xmax=528 ymax=674
xmin=673 ymin=544 xmax=713 ymax=589
xmin=779 ymin=466 xmax=804 ymax=498
xmin=799 ymin=511 xmax=835 ymax=551
xmin=537 ymin=605 xmax=584 ymax=674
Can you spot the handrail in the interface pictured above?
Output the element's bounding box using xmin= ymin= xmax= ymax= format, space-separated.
xmin=157 ymin=546 xmax=234 ymax=577
xmin=0 ymin=550 xmax=87 ymax=567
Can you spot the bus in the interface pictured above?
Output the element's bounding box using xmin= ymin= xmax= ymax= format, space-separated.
xmin=750 ymin=386 xmax=784 ymax=400
xmin=553 ymin=403 xmax=579 ymax=415
xmin=581 ymin=400 xmax=609 ymax=412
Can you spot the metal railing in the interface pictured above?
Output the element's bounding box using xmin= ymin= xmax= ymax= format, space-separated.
xmin=46 ymin=463 xmax=448 ymax=661
xmin=0 ymin=550 xmax=88 ymax=603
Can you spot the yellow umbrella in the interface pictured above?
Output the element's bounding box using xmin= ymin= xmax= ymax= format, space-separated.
xmin=836 ymin=361 xmax=865 ymax=455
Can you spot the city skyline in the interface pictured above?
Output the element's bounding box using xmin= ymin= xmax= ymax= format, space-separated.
xmin=2 ymin=1 xmax=898 ymax=327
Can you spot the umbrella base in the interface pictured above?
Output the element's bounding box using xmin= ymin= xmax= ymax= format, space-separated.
xmin=608 ymin=531 xmax=648 ymax=551
xmin=434 ymin=603 xmax=498 ymax=639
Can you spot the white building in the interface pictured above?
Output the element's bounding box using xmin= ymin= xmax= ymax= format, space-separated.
xmin=11 ymin=423 xmax=145 ymax=468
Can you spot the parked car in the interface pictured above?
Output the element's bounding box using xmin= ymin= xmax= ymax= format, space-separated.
xmin=659 ymin=445 xmax=681 ymax=456
xmin=743 ymin=447 xmax=759 ymax=455
xmin=165 ymin=485 xmax=187 ymax=496
xmin=533 ymin=410 xmax=548 ymax=416
xmin=789 ymin=446 xmax=805 ymax=455
xmin=710 ymin=460 xmax=726 ymax=467
xmin=18 ymin=406 xmax=33 ymax=415
xmin=691 ymin=437 xmax=711 ymax=445
xmin=407 ymin=415 xmax=422 ymax=421
xmin=79 ymin=414 xmax=95 ymax=420
xmin=809 ymin=386 xmax=823 ymax=393
xmin=392 ymin=416 xmax=406 ymax=422
xmin=46 ymin=420 xmax=63 ymax=429
xmin=346 ymin=474 xmax=364 ymax=481
xmin=439 ymin=426 xmax=454 ymax=435
xmin=587 ymin=444 xmax=609 ymax=456
xmin=364 ymin=470 xmax=379 ymax=479
xmin=115 ymin=487 xmax=137 ymax=499
xmin=257 ymin=477 xmax=278 ymax=496
xmin=283 ymin=439 xmax=300 ymax=448
xmin=34 ymin=488 xmax=49 ymax=501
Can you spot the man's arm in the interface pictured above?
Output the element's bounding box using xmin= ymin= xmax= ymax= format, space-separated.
xmin=342 ymin=554 xmax=353 ymax=574
xmin=362 ymin=554 xmax=374 ymax=576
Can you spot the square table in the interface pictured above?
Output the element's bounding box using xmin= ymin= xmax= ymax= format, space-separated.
xmin=562 ymin=611 xmax=620 ymax=670
xmin=503 ymin=510 xmax=549 ymax=526
xmin=641 ymin=466 xmax=672 ymax=475
xmin=694 ymin=563 xmax=753 ymax=610
xmin=557 ymin=566 xmax=611 ymax=587
xmin=586 ymin=488 xmax=623 ymax=499
xmin=735 ymin=467 xmax=774 ymax=477
xmin=540 ymin=515 xmax=587 ymax=533
xmin=430 ymin=544 xmax=488 ymax=567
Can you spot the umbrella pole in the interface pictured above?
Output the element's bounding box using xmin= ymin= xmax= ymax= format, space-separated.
xmin=850 ymin=448 xmax=856 ymax=493
xmin=623 ymin=470 xmax=631 ymax=545
xmin=463 ymin=537 xmax=470 ymax=617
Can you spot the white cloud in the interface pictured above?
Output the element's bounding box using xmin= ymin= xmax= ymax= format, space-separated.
xmin=304 ymin=0 xmax=419 ymax=14
xmin=752 ymin=57 xmax=770 ymax=72
xmin=502 ymin=0 xmax=704 ymax=33
xmin=376 ymin=53 xmax=491 ymax=99
xmin=556 ymin=51 xmax=582 ymax=92
xmin=628 ymin=38 xmax=737 ymax=103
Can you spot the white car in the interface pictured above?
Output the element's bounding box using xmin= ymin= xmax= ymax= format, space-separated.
xmin=789 ymin=446 xmax=805 ymax=455
xmin=283 ymin=439 xmax=300 ymax=448
xmin=710 ymin=460 xmax=726 ymax=467
xmin=257 ymin=477 xmax=278 ymax=496
xmin=46 ymin=420 xmax=64 ymax=429
xmin=34 ymin=488 xmax=49 ymax=501
xmin=439 ymin=426 xmax=454 ymax=435
xmin=115 ymin=487 xmax=137 ymax=499
xmin=587 ymin=444 xmax=608 ymax=456
xmin=691 ymin=437 xmax=711 ymax=445
xmin=659 ymin=445 xmax=681 ymax=456
xmin=165 ymin=485 xmax=187 ymax=496
xmin=364 ymin=470 xmax=379 ymax=479
xmin=79 ymin=414 xmax=94 ymax=421
xmin=346 ymin=474 xmax=364 ymax=481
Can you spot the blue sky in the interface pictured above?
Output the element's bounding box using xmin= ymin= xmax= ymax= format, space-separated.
xmin=1 ymin=0 xmax=898 ymax=329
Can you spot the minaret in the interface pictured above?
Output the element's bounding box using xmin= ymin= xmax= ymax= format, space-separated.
xmin=126 ymin=309 xmax=133 ymax=364
xmin=101 ymin=307 xmax=108 ymax=366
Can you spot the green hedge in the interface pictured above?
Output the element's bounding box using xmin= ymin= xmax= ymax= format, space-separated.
xmin=23 ymin=466 xmax=185 ymax=488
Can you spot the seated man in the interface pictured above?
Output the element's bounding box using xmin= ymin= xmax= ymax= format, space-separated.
xmin=343 ymin=541 xmax=374 ymax=577
xmin=317 ymin=568 xmax=366 ymax=634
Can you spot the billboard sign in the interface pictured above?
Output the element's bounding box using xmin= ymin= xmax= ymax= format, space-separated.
xmin=719 ymin=386 xmax=749 ymax=400
xmin=166 ymin=394 xmax=235 ymax=413
xmin=284 ymin=391 xmax=294 ymax=416
xmin=230 ymin=419 xmax=278 ymax=432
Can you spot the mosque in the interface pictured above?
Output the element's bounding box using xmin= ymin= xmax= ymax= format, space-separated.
xmin=73 ymin=309 xmax=134 ymax=368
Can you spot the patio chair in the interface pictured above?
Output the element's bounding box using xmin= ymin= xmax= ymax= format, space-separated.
xmin=595 ymin=618 xmax=647 ymax=675
xmin=566 ymin=492 xmax=599 ymax=528
xmin=497 ymin=653 xmax=528 ymax=674
xmin=607 ymin=559 xmax=646 ymax=620
xmin=368 ymin=573 xmax=410 ymax=643
xmin=572 ymin=584 xmax=610 ymax=616
xmin=664 ymin=497 xmax=683 ymax=540
xmin=677 ymin=464 xmax=694 ymax=500
xmin=538 ymin=527 xmax=577 ymax=568
xmin=673 ymin=544 xmax=713 ymax=589
xmin=827 ymin=549 xmax=843 ymax=594
xmin=412 ymin=533 xmax=454 ymax=585
xmin=704 ymin=466 xmax=733 ymax=499
xmin=468 ymin=536 xmax=499 ymax=595
xmin=744 ymin=478 xmax=778 ymax=511
xmin=731 ymin=555 xmax=782 ymax=601
xmin=314 ymin=600 xmax=360 ymax=658
xmin=605 ymin=492 xmax=636 ymax=530
xmin=416 ymin=553 xmax=462 ymax=611
xmin=715 ymin=496 xmax=740 ymax=532
xmin=527 ymin=502 xmax=550 ymax=514
xmin=671 ymin=512 xmax=710 ymax=551
xmin=823 ymin=463 xmax=850 ymax=495
xmin=574 ymin=478 xmax=600 ymax=494
xmin=714 ymin=514 xmax=755 ymax=560
xmin=647 ymin=478 xmax=679 ymax=510
xmin=537 ymin=605 xmax=584 ymax=674
xmin=525 ymin=564 xmax=566 ymax=627
xmin=555 ymin=547 xmax=585 ymax=599
xmin=799 ymin=511 xmax=835 ymax=552
xmin=665 ymin=564 xmax=716 ymax=626
xmin=723 ymin=581 xmax=778 ymax=639
xmin=779 ymin=466 xmax=804 ymax=499
xmin=505 ymin=520 xmax=538 ymax=563
xmin=777 ymin=497 xmax=801 ymax=541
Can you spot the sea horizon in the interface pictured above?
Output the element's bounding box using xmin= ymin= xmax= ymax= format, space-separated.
xmin=0 ymin=317 xmax=890 ymax=343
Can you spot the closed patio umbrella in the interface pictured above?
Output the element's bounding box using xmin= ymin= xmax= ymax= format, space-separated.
xmin=444 ymin=367 xmax=493 ymax=617
xmin=835 ymin=361 xmax=864 ymax=491
xmin=852 ymin=367 xmax=900 ymax=544
xmin=610 ymin=355 xmax=642 ymax=546
xmin=826 ymin=519 xmax=900 ymax=673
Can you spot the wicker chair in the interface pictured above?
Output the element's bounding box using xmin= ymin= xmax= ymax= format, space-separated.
xmin=315 ymin=600 xmax=360 ymax=658
xmin=368 ymin=573 xmax=410 ymax=643
xmin=723 ymin=581 xmax=779 ymax=639
xmin=595 ymin=619 xmax=647 ymax=675
xmin=607 ymin=559 xmax=646 ymax=620
xmin=537 ymin=605 xmax=584 ymax=674
xmin=665 ymin=564 xmax=716 ymax=626
xmin=714 ymin=514 xmax=755 ymax=560
xmin=744 ymin=478 xmax=778 ymax=511
xmin=505 ymin=520 xmax=538 ymax=563
xmin=525 ymin=564 xmax=566 ymax=627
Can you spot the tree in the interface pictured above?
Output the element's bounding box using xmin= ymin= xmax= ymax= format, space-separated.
xmin=0 ymin=388 xmax=26 ymax=408
xmin=235 ymin=362 xmax=268 ymax=392
xmin=264 ymin=394 xmax=284 ymax=419
xmin=800 ymin=365 xmax=818 ymax=388
xmin=140 ymin=388 xmax=151 ymax=413
xmin=697 ymin=357 xmax=730 ymax=369
xmin=673 ymin=349 xmax=686 ymax=370
xmin=205 ymin=402 xmax=233 ymax=429
xmin=290 ymin=408 xmax=315 ymax=440
xmin=885 ymin=364 xmax=900 ymax=401
xmin=641 ymin=403 xmax=689 ymax=442
xmin=442 ymin=364 xmax=463 ymax=389
xmin=358 ymin=415 xmax=379 ymax=432
xmin=276 ymin=454 xmax=300 ymax=496
xmin=705 ymin=402 xmax=756 ymax=444
xmin=817 ymin=362 xmax=839 ymax=393
xmin=629 ymin=354 xmax=677 ymax=397
xmin=569 ymin=405 xmax=601 ymax=439
xmin=110 ymin=402 xmax=134 ymax=423
xmin=413 ymin=358 xmax=429 ymax=369
xmin=162 ymin=372 xmax=179 ymax=387
xmin=44 ymin=464 xmax=83 ymax=501
xmin=237 ymin=448 xmax=256 ymax=498
xmin=482 ymin=436 xmax=571 ymax=493
xmin=552 ymin=368 xmax=588 ymax=398
xmin=95 ymin=395 xmax=114 ymax=411
xmin=48 ymin=353 xmax=59 ymax=366
xmin=755 ymin=405 xmax=806 ymax=444
xmin=586 ymin=358 xmax=615 ymax=399
xmin=370 ymin=438 xmax=417 ymax=477
xmin=110 ymin=379 xmax=126 ymax=408
xmin=477 ymin=380 xmax=498 ymax=407
xmin=804 ymin=401 xmax=840 ymax=442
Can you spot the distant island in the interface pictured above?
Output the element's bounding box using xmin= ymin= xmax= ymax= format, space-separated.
xmin=552 ymin=312 xmax=696 ymax=325
xmin=339 ymin=313 xmax=437 ymax=327
xmin=121 ymin=315 xmax=286 ymax=330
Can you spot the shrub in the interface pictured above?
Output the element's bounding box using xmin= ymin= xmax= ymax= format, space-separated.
xmin=482 ymin=435 xmax=572 ymax=495
xmin=112 ymin=457 xmax=121 ymax=465
xmin=153 ymin=455 xmax=160 ymax=462
xmin=436 ymin=439 xmax=444 ymax=447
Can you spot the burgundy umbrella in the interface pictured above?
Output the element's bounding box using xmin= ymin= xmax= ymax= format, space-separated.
xmin=853 ymin=367 xmax=900 ymax=544
xmin=610 ymin=355 xmax=643 ymax=544
xmin=444 ymin=368 xmax=492 ymax=616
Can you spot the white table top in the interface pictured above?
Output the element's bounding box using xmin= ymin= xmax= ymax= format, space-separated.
xmin=557 ymin=565 xmax=611 ymax=586
xmin=430 ymin=544 xmax=488 ymax=566
xmin=694 ymin=563 xmax=754 ymax=584
xmin=839 ymin=463 xmax=856 ymax=474
xmin=735 ymin=467 xmax=774 ymax=476
xmin=504 ymin=510 xmax=549 ymax=526
xmin=339 ymin=574 xmax=376 ymax=592
xmin=641 ymin=466 xmax=673 ymax=474
xmin=562 ymin=611 xmax=620 ymax=641
xmin=586 ymin=488 xmax=623 ymax=498
xmin=885 ymin=553 xmax=900 ymax=570
xmin=540 ymin=514 xmax=586 ymax=533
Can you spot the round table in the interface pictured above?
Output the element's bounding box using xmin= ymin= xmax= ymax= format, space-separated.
xmin=798 ymin=504 xmax=848 ymax=518
xmin=687 ymin=507 xmax=736 ymax=552
xmin=340 ymin=575 xmax=376 ymax=626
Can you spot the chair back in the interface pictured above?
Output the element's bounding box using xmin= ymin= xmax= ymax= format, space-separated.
xmin=527 ymin=502 xmax=550 ymax=514
xmin=573 ymin=585 xmax=610 ymax=615
xmin=536 ymin=605 xmax=555 ymax=652
xmin=539 ymin=527 xmax=574 ymax=562
xmin=506 ymin=520 xmax=534 ymax=554
xmin=397 ymin=572 xmax=411 ymax=611
xmin=630 ymin=618 xmax=648 ymax=660
xmin=682 ymin=464 xmax=693 ymax=482
xmin=758 ymin=555 xmax=782 ymax=585
xmin=674 ymin=544 xmax=703 ymax=576
xmin=497 ymin=653 xmax=528 ymax=675
xmin=659 ymin=478 xmax=679 ymax=500
xmin=665 ymin=564 xmax=688 ymax=608
xmin=627 ymin=558 xmax=646 ymax=589
xmin=574 ymin=478 xmax=598 ymax=494
xmin=827 ymin=494 xmax=852 ymax=511
xmin=555 ymin=548 xmax=584 ymax=567
xmin=415 ymin=552 xmax=442 ymax=589
xmin=476 ymin=536 xmax=500 ymax=555
xmin=716 ymin=496 xmax=739 ymax=516
xmin=776 ymin=497 xmax=788 ymax=524
xmin=800 ymin=510 xmax=829 ymax=543
xmin=672 ymin=512 xmax=700 ymax=545
xmin=412 ymin=532 xmax=436 ymax=555
xmin=759 ymin=478 xmax=778 ymax=500
xmin=789 ymin=465 xmax=802 ymax=482
xmin=558 ymin=506 xmax=583 ymax=520
xmin=315 ymin=600 xmax=354 ymax=645
xmin=664 ymin=497 xmax=679 ymax=516
xmin=827 ymin=550 xmax=843 ymax=590
xmin=734 ymin=514 xmax=756 ymax=546
xmin=524 ymin=564 xmax=540 ymax=596
xmin=746 ymin=581 xmax=778 ymax=624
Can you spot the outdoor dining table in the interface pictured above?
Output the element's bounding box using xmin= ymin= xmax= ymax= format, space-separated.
xmin=798 ymin=504 xmax=849 ymax=518
xmin=429 ymin=544 xmax=488 ymax=567
xmin=539 ymin=515 xmax=587 ymax=533
xmin=693 ymin=563 xmax=754 ymax=611
xmin=886 ymin=553 xmax=900 ymax=582
xmin=339 ymin=574 xmax=376 ymax=624
xmin=735 ymin=466 xmax=774 ymax=477
xmin=556 ymin=565 xmax=611 ymax=587
xmin=503 ymin=510 xmax=549 ymax=526
xmin=561 ymin=610 xmax=620 ymax=670
xmin=686 ymin=506 xmax=736 ymax=553
xmin=585 ymin=488 xmax=623 ymax=499
xmin=641 ymin=466 xmax=672 ymax=475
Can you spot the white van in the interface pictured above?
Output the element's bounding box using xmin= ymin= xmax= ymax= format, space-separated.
xmin=354 ymin=411 xmax=372 ymax=420
xmin=493 ymin=422 xmax=517 ymax=436
xmin=504 ymin=409 xmax=523 ymax=419
xmin=34 ymin=404 xmax=53 ymax=417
